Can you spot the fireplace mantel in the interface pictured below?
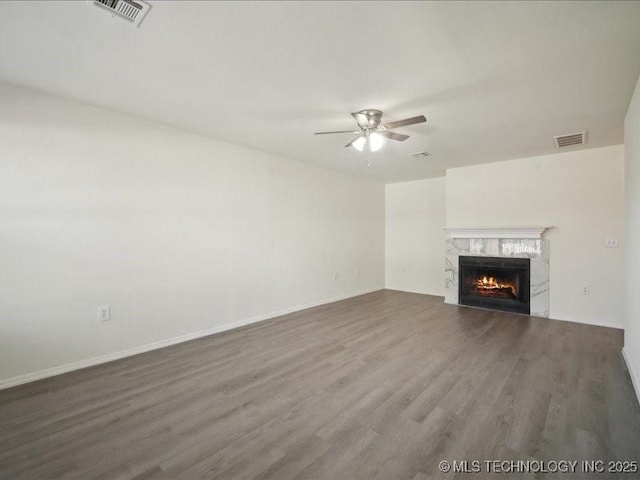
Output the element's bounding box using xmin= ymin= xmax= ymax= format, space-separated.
xmin=443 ymin=226 xmax=550 ymax=239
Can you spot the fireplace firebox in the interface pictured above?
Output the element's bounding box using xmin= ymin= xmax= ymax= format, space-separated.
xmin=458 ymin=256 xmax=530 ymax=314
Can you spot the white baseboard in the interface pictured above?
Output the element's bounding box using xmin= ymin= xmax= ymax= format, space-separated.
xmin=0 ymin=287 xmax=382 ymax=391
xmin=622 ymin=347 xmax=640 ymax=406
xmin=384 ymin=287 xmax=446 ymax=298
xmin=535 ymin=315 xmax=624 ymax=330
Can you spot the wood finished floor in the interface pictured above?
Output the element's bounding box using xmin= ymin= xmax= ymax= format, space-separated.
xmin=1 ymin=290 xmax=639 ymax=480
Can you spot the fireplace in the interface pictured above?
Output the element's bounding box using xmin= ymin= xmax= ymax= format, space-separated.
xmin=458 ymin=256 xmax=530 ymax=314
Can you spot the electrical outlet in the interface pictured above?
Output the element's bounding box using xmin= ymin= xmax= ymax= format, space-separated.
xmin=98 ymin=305 xmax=111 ymax=322
xmin=582 ymin=285 xmax=590 ymax=296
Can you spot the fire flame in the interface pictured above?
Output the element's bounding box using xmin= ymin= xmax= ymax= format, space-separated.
xmin=476 ymin=276 xmax=515 ymax=295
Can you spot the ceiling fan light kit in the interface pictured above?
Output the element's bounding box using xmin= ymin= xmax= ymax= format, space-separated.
xmin=352 ymin=132 xmax=384 ymax=152
xmin=368 ymin=132 xmax=384 ymax=152
xmin=352 ymin=136 xmax=367 ymax=152
xmin=314 ymin=109 xmax=427 ymax=157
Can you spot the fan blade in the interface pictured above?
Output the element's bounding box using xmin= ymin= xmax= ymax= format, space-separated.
xmin=381 ymin=115 xmax=426 ymax=130
xmin=314 ymin=130 xmax=360 ymax=135
xmin=379 ymin=130 xmax=409 ymax=142
xmin=351 ymin=112 xmax=371 ymax=128
xmin=344 ymin=136 xmax=363 ymax=148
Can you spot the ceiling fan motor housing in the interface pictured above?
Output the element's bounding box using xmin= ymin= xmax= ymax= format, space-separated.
xmin=358 ymin=109 xmax=383 ymax=128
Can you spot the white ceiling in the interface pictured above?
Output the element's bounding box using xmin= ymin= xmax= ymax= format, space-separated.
xmin=1 ymin=1 xmax=639 ymax=182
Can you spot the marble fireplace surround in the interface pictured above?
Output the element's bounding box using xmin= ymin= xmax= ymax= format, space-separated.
xmin=444 ymin=227 xmax=550 ymax=317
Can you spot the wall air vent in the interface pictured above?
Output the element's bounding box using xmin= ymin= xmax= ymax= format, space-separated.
xmin=91 ymin=0 xmax=151 ymax=27
xmin=554 ymin=132 xmax=587 ymax=148
xmin=410 ymin=151 xmax=431 ymax=159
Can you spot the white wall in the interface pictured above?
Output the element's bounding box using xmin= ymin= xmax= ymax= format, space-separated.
xmin=446 ymin=145 xmax=625 ymax=328
xmin=624 ymin=73 xmax=640 ymax=396
xmin=0 ymin=83 xmax=385 ymax=386
xmin=385 ymin=178 xmax=446 ymax=296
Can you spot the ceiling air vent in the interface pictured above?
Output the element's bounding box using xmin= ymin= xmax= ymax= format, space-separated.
xmin=410 ymin=151 xmax=431 ymax=159
xmin=91 ymin=0 xmax=151 ymax=27
xmin=554 ymin=132 xmax=587 ymax=148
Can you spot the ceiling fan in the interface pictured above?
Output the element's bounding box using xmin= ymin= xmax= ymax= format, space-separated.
xmin=314 ymin=109 xmax=427 ymax=152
